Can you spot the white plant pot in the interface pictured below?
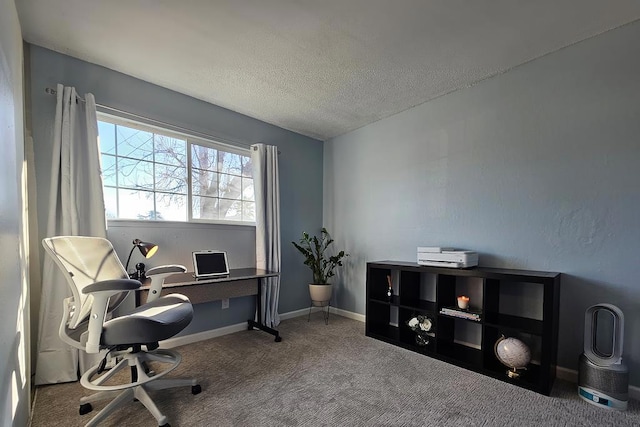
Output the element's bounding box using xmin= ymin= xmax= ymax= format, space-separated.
xmin=309 ymin=283 xmax=332 ymax=307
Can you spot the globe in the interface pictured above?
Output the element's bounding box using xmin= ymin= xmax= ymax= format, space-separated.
xmin=494 ymin=336 xmax=531 ymax=378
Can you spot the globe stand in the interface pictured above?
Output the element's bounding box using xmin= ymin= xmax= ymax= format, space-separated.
xmin=506 ymin=367 xmax=526 ymax=379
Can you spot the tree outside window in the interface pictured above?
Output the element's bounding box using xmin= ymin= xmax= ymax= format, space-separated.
xmin=98 ymin=117 xmax=255 ymax=223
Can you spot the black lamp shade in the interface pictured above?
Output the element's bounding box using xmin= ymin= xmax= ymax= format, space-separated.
xmin=125 ymin=238 xmax=158 ymax=274
xmin=137 ymin=241 xmax=158 ymax=258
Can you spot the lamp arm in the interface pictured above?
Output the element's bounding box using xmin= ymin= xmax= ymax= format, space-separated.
xmin=124 ymin=244 xmax=137 ymax=273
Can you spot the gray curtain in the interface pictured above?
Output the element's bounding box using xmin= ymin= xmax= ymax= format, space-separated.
xmin=251 ymin=143 xmax=281 ymax=328
xmin=34 ymin=84 xmax=106 ymax=384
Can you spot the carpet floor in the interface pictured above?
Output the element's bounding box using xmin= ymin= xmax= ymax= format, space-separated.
xmin=31 ymin=314 xmax=640 ymax=426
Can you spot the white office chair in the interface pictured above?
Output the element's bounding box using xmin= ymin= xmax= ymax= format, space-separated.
xmin=42 ymin=236 xmax=201 ymax=427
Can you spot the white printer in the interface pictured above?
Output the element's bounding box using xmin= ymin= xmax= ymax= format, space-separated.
xmin=417 ymin=247 xmax=478 ymax=268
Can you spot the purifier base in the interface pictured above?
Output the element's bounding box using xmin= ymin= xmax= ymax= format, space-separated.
xmin=579 ymin=386 xmax=628 ymax=411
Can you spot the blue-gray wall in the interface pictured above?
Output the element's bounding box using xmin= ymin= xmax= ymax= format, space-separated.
xmin=324 ymin=22 xmax=640 ymax=384
xmin=28 ymin=45 xmax=323 ymax=335
xmin=1 ymin=1 xmax=29 ymax=425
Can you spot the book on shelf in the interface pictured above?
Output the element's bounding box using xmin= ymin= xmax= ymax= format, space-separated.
xmin=440 ymin=307 xmax=481 ymax=317
xmin=439 ymin=307 xmax=482 ymax=321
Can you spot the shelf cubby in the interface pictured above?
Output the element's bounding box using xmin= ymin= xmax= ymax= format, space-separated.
xmin=401 ymin=299 xmax=436 ymax=313
xmin=437 ymin=340 xmax=483 ymax=369
xmin=483 ymin=312 xmax=543 ymax=335
xmin=399 ymin=270 xmax=436 ymax=310
xmin=366 ymin=261 xmax=560 ymax=395
xmin=367 ymin=267 xmax=392 ymax=301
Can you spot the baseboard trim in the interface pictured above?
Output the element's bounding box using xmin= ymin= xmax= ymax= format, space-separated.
xmin=161 ymin=306 xmax=323 ymax=348
xmin=280 ymin=305 xmax=366 ymax=322
xmin=556 ymin=365 xmax=578 ymax=382
xmin=330 ymin=306 xmax=366 ymax=322
xmin=161 ymin=308 xmax=640 ymax=400
xmin=279 ymin=307 xmax=312 ymax=321
xmin=160 ymin=322 xmax=249 ymax=348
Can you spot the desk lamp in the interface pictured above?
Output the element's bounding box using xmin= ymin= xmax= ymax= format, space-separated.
xmin=125 ymin=238 xmax=158 ymax=280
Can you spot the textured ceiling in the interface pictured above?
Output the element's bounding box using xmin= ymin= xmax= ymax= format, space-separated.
xmin=16 ymin=1 xmax=640 ymax=140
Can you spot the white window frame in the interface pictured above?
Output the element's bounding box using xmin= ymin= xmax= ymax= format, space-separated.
xmin=97 ymin=112 xmax=256 ymax=226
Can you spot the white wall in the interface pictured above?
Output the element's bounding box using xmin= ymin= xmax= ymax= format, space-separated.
xmin=324 ymin=23 xmax=640 ymax=384
xmin=0 ymin=0 xmax=30 ymax=425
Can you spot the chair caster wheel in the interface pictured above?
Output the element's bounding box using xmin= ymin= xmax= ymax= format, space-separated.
xmin=275 ymin=336 xmax=282 ymax=342
xmin=79 ymin=403 xmax=93 ymax=415
xmin=192 ymin=384 xmax=202 ymax=395
xmin=160 ymin=424 xmax=170 ymax=427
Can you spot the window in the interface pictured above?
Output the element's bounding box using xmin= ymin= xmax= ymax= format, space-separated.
xmin=98 ymin=114 xmax=255 ymax=224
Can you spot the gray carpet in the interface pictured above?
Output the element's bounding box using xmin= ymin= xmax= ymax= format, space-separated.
xmin=31 ymin=314 xmax=640 ymax=426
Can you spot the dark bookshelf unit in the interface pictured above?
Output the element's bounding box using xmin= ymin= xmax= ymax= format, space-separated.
xmin=365 ymin=261 xmax=561 ymax=395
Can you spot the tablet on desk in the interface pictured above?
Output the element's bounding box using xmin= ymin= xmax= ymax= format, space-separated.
xmin=192 ymin=250 xmax=229 ymax=278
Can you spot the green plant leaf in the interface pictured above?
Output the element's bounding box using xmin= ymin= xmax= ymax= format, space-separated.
xmin=291 ymin=228 xmax=349 ymax=285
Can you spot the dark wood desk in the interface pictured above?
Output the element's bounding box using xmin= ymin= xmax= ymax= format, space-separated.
xmin=139 ymin=268 xmax=282 ymax=342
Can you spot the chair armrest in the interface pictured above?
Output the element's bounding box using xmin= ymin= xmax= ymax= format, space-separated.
xmin=82 ymin=279 xmax=141 ymax=294
xmin=146 ymin=265 xmax=187 ymax=276
xmin=145 ymin=265 xmax=187 ymax=304
xmin=83 ymin=278 xmax=140 ymax=353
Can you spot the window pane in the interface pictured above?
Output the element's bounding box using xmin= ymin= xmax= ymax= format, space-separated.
xmin=118 ymin=189 xmax=155 ymax=219
xmin=154 ymin=134 xmax=186 ymax=166
xmin=224 ymin=199 xmax=242 ymax=221
xmin=155 ymin=193 xmax=187 ymax=221
xmin=118 ymin=158 xmax=154 ymax=190
xmin=117 ymin=125 xmax=153 ymax=160
xmin=155 ymin=163 xmax=187 ymax=194
xmin=218 ymin=173 xmax=242 ymax=200
xmin=98 ymin=122 xmax=116 ymax=155
xmin=243 ymin=201 xmax=256 ymax=221
xmin=192 ymin=144 xmax=217 ymax=171
xmin=241 ymin=156 xmax=252 ymax=177
xmin=192 ymin=169 xmax=218 ymax=197
xmin=193 ymin=195 xmax=219 ymax=220
xmin=98 ymin=115 xmax=254 ymax=223
xmin=101 ymin=154 xmax=117 ymax=187
xmin=217 ymin=198 xmax=238 ymax=220
xmin=242 ymin=177 xmax=254 ymax=201
xmin=104 ymin=187 xmax=118 ymax=219
xmin=219 ymin=151 xmax=242 ymax=175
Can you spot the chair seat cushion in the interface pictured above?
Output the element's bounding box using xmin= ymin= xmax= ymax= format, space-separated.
xmin=101 ymin=294 xmax=193 ymax=346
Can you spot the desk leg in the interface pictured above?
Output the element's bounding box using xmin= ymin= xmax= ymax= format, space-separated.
xmin=247 ymin=277 xmax=282 ymax=342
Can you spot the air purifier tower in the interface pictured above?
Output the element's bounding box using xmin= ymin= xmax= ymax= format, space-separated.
xmin=578 ymin=303 xmax=628 ymax=410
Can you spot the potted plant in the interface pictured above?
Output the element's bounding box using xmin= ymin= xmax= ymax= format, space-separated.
xmin=292 ymin=228 xmax=349 ymax=304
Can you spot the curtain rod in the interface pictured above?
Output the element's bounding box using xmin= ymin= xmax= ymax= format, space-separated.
xmin=44 ymin=86 xmax=263 ymax=151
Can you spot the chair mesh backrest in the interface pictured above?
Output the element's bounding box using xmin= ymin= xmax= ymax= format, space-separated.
xmin=42 ymin=236 xmax=129 ymax=329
